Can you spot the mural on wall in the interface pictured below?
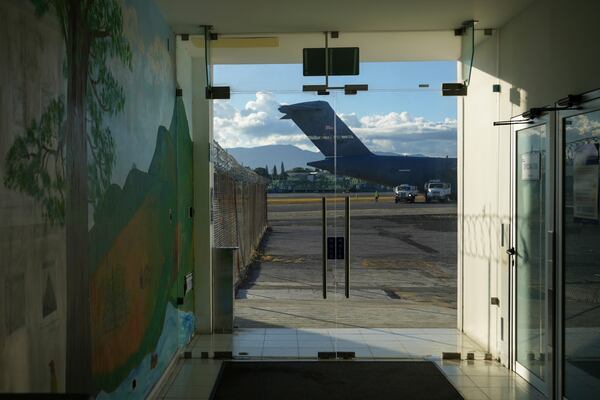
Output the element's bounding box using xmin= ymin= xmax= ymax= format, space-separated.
xmin=0 ymin=0 xmax=68 ymax=392
xmin=92 ymin=97 xmax=195 ymax=397
xmin=2 ymin=0 xmax=195 ymax=397
xmin=4 ymin=0 xmax=131 ymax=220
xmin=3 ymin=0 xmax=132 ymax=392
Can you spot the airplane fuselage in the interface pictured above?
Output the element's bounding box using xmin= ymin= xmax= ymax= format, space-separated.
xmin=308 ymin=155 xmax=457 ymax=191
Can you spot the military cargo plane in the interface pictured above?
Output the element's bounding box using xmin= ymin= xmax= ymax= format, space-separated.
xmin=279 ymin=101 xmax=457 ymax=192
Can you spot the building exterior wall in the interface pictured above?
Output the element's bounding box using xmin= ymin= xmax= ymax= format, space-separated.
xmin=460 ymin=0 xmax=600 ymax=363
xmin=0 ymin=0 xmax=196 ymax=397
xmin=461 ymin=34 xmax=503 ymax=356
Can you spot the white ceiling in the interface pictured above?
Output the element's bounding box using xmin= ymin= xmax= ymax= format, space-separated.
xmin=180 ymin=32 xmax=463 ymax=64
xmin=156 ymin=0 xmax=535 ymax=35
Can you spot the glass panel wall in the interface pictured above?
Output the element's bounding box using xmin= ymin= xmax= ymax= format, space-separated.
xmin=332 ymin=89 xmax=459 ymax=330
xmin=211 ymin=89 xmax=339 ymax=329
xmin=212 ymin=61 xmax=459 ymax=332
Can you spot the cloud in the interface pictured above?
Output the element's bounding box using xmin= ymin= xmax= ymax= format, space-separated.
xmin=144 ymin=37 xmax=171 ymax=85
xmin=122 ymin=5 xmax=142 ymax=52
xmin=214 ymin=92 xmax=457 ymax=157
xmin=340 ymin=112 xmax=456 ymax=155
xmin=120 ymin=4 xmax=171 ymax=86
xmin=569 ymin=112 xmax=600 ymax=138
xmin=214 ymin=92 xmax=310 ymax=148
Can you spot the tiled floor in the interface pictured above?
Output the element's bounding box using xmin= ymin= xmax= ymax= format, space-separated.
xmin=152 ymin=328 xmax=546 ymax=400
xmin=188 ymin=328 xmax=487 ymax=359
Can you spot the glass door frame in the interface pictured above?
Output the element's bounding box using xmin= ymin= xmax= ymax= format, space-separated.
xmin=212 ymin=87 xmax=345 ymax=335
xmin=326 ymin=91 xmax=343 ymax=305
xmin=556 ymin=88 xmax=600 ymax=400
xmin=509 ymin=111 xmax=556 ymax=398
xmin=510 ymin=88 xmax=600 ymax=398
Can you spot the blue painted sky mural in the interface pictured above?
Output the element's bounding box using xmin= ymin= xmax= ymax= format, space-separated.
xmin=106 ymin=0 xmax=175 ymax=188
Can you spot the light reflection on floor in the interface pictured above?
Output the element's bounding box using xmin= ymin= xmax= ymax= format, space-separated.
xmin=153 ymin=328 xmax=546 ymax=400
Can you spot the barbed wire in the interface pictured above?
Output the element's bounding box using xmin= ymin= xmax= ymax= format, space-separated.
xmin=211 ymin=141 xmax=269 ymax=185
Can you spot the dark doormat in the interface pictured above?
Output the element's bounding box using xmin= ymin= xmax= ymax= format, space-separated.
xmin=210 ymin=361 xmax=463 ymax=400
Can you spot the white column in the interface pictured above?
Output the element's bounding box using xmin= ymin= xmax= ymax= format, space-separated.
xmin=191 ymin=56 xmax=214 ymax=334
xmin=176 ymin=37 xmax=214 ymax=334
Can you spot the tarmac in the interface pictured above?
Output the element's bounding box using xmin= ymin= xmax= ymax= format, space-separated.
xmin=235 ymin=194 xmax=457 ymax=329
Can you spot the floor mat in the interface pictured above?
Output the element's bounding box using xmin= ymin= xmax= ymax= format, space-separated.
xmin=210 ymin=360 xmax=463 ymax=400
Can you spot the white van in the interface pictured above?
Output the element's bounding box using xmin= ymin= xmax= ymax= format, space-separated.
xmin=394 ymin=184 xmax=418 ymax=203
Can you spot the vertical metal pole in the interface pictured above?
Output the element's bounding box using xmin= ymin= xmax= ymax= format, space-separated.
xmin=345 ymin=196 xmax=350 ymax=298
xmin=324 ymin=32 xmax=329 ymax=88
xmin=322 ymin=197 xmax=327 ymax=299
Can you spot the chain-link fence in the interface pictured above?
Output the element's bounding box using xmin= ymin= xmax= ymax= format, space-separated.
xmin=211 ymin=141 xmax=268 ymax=286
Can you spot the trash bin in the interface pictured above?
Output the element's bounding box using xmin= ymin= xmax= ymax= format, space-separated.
xmin=212 ymin=247 xmax=237 ymax=333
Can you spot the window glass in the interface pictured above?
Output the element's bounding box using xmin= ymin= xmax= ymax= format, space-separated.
xmin=563 ymin=110 xmax=600 ymax=399
xmin=515 ymin=123 xmax=549 ymax=380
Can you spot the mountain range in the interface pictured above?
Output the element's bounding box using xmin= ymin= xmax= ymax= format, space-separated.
xmin=225 ymin=144 xmax=322 ymax=170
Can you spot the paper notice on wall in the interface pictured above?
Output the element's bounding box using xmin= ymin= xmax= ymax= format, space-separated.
xmin=521 ymin=152 xmax=540 ymax=181
xmin=573 ymin=144 xmax=599 ymax=221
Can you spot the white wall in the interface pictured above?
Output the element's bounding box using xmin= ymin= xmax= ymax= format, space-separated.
xmin=460 ymin=0 xmax=600 ymax=364
xmin=176 ymin=37 xmax=214 ymax=333
xmin=460 ymin=32 xmax=504 ymax=357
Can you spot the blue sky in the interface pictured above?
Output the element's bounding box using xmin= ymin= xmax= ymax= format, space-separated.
xmin=213 ymin=61 xmax=458 ymax=157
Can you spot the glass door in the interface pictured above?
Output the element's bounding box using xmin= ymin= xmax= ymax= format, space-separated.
xmin=210 ymin=56 xmax=460 ymax=358
xmin=558 ymin=91 xmax=600 ymax=399
xmin=512 ymin=115 xmax=553 ymax=395
xmin=327 ymin=87 xmax=459 ymax=331
xmin=210 ymin=87 xmax=341 ymax=331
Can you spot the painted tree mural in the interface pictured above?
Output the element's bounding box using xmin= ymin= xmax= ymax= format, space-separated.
xmin=3 ymin=0 xmax=131 ymax=393
xmin=4 ymin=98 xmax=66 ymax=224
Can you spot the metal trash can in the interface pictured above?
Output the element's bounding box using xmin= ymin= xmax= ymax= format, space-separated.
xmin=212 ymin=247 xmax=237 ymax=333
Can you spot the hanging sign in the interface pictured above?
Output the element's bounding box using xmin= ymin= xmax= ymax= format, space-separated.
xmin=521 ymin=152 xmax=540 ymax=181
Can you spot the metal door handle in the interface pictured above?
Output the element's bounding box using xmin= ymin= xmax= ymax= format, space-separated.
xmin=345 ymin=196 xmax=350 ymax=299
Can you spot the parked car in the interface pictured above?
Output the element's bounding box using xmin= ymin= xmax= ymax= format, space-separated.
xmin=424 ymin=181 xmax=451 ymax=202
xmin=394 ymin=184 xmax=418 ymax=203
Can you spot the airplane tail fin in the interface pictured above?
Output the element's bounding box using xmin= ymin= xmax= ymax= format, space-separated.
xmin=279 ymin=101 xmax=372 ymax=157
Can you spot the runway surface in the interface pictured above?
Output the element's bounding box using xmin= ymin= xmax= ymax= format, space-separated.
xmin=235 ymin=194 xmax=457 ymax=329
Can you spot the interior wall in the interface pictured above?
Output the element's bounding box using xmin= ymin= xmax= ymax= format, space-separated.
xmin=175 ymin=37 xmax=214 ymax=333
xmin=0 ymin=0 xmax=66 ymax=392
xmin=460 ymin=0 xmax=600 ymax=362
xmin=461 ymin=32 xmax=502 ymax=355
xmin=82 ymin=0 xmax=197 ymax=396
xmin=0 ymin=0 xmax=196 ymax=396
